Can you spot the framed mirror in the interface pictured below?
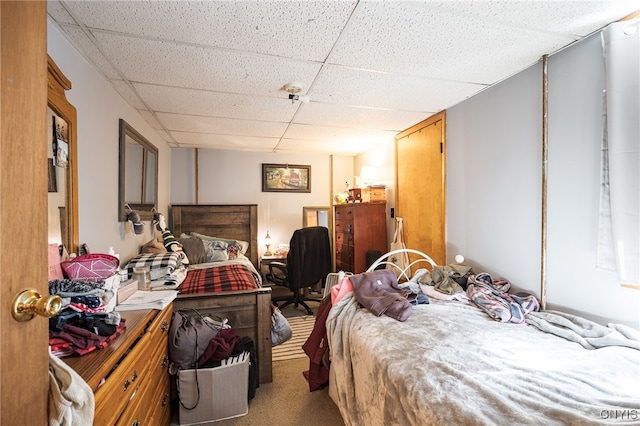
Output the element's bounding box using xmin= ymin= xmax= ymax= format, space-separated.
xmin=118 ymin=119 xmax=158 ymax=221
xmin=303 ymin=206 xmax=330 ymax=228
xmin=47 ymin=55 xmax=78 ymax=254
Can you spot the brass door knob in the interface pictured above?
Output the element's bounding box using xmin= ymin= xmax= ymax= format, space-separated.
xmin=12 ymin=289 xmax=62 ymax=322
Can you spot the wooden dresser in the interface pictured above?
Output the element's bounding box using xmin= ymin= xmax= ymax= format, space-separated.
xmin=64 ymin=305 xmax=173 ymax=425
xmin=335 ymin=203 xmax=388 ymax=273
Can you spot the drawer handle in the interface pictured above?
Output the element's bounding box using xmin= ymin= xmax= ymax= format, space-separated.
xmin=123 ymin=379 xmax=130 ymax=392
xmin=161 ymin=392 xmax=169 ymax=407
xmin=131 ymin=370 xmax=138 ymax=382
xmin=161 ymin=320 xmax=169 ymax=333
xmin=161 ymin=355 xmax=169 ymax=368
xmin=131 ymin=420 xmax=140 ymax=426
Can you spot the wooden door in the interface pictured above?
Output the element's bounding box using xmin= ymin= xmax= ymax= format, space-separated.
xmin=1 ymin=2 xmax=49 ymax=424
xmin=395 ymin=111 xmax=446 ymax=265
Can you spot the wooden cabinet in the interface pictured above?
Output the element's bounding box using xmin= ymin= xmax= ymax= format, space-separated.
xmin=65 ymin=305 xmax=173 ymax=425
xmin=335 ymin=203 xmax=388 ymax=273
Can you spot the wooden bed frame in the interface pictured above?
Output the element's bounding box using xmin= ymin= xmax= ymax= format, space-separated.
xmin=169 ymin=204 xmax=272 ymax=383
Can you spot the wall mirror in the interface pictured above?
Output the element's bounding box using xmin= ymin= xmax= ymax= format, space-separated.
xmin=118 ymin=119 xmax=158 ymax=221
xmin=47 ymin=55 xmax=78 ymax=254
xmin=303 ymin=206 xmax=330 ymax=229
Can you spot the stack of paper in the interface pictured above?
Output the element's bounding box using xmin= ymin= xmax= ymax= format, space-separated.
xmin=115 ymin=289 xmax=178 ymax=311
xmin=221 ymin=351 xmax=250 ymax=366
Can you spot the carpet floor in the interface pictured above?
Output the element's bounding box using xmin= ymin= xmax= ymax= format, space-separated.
xmin=173 ymin=357 xmax=344 ymax=426
xmin=272 ymin=315 xmax=316 ymax=361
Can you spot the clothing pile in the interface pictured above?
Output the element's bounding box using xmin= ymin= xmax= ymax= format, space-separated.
xmin=48 ymin=278 xmax=125 ymax=357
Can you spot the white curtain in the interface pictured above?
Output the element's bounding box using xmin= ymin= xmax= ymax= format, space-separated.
xmin=599 ymin=19 xmax=640 ymax=286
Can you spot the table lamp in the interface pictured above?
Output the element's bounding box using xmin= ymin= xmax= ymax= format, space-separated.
xmin=264 ymin=230 xmax=273 ymax=256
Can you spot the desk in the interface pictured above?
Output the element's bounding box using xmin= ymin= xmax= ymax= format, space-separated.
xmin=260 ymin=254 xmax=287 ymax=282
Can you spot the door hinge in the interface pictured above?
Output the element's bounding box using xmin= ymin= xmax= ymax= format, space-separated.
xmin=440 ymin=142 xmax=443 ymax=153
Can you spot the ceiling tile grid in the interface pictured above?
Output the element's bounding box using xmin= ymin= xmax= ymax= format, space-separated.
xmin=156 ymin=112 xmax=288 ymax=138
xmin=47 ymin=0 xmax=639 ymax=156
xmin=133 ymin=83 xmax=299 ymax=122
xmin=294 ymin=102 xmax=431 ymax=132
xmin=58 ymin=1 xmax=358 ymax=61
xmin=92 ymin=32 xmax=323 ymax=96
xmin=328 ymin=1 xmax=576 ymax=83
xmin=309 ymin=65 xmax=487 ymax=112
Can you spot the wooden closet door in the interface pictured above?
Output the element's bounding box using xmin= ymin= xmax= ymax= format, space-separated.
xmin=395 ymin=111 xmax=446 ymax=265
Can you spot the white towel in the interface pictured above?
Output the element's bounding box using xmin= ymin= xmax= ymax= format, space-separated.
xmin=48 ymin=353 xmax=94 ymax=426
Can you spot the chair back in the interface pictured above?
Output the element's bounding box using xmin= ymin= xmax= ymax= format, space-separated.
xmin=286 ymin=226 xmax=332 ymax=290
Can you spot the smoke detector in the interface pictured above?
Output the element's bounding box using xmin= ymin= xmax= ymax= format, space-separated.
xmin=283 ymin=82 xmax=310 ymax=104
xmin=284 ymin=82 xmax=303 ymax=94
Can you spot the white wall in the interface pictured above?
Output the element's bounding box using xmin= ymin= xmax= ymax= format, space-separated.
xmin=170 ymin=149 xmax=334 ymax=255
xmin=446 ymin=32 xmax=639 ymax=328
xmin=355 ymin=140 xmax=396 ymax=248
xmin=48 ymin=21 xmax=172 ymax=261
xmin=546 ymin=33 xmax=640 ymax=326
xmin=447 ymin=63 xmax=543 ymax=294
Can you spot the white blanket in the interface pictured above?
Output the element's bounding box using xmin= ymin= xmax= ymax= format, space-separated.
xmin=327 ymin=296 xmax=640 ymax=426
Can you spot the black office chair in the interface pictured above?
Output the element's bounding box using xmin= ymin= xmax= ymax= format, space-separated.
xmin=268 ymin=226 xmax=332 ymax=315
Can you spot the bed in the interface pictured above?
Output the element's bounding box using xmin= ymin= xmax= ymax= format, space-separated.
xmin=169 ymin=204 xmax=272 ymax=384
xmin=325 ymin=250 xmax=640 ymax=425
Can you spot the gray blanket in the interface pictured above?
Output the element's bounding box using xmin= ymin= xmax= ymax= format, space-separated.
xmin=327 ymin=295 xmax=640 ymax=426
xmin=526 ymin=310 xmax=640 ymax=351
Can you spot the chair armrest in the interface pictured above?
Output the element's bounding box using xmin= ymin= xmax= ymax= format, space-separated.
xmin=267 ymin=262 xmax=288 ymax=286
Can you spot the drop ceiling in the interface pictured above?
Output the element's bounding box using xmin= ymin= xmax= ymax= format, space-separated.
xmin=47 ymin=1 xmax=638 ymax=156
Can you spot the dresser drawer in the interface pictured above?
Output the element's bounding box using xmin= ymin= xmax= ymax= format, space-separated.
xmin=148 ymin=304 xmax=172 ymax=339
xmin=115 ymin=336 xmax=170 ymax=426
xmin=334 ymin=205 xmax=353 ymax=221
xmin=334 ymin=220 xmax=353 ymax=236
xmin=94 ymin=333 xmax=152 ymax=425
xmin=335 ymin=232 xmax=354 ymax=247
xmin=335 ymin=244 xmax=354 ymax=270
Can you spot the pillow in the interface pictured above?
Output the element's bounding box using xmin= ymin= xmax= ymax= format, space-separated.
xmin=176 ymin=235 xmax=207 ymax=264
xmin=141 ymin=235 xmax=167 ymax=254
xmin=202 ymin=239 xmax=229 ymax=263
xmin=189 ymin=232 xmax=249 ymax=255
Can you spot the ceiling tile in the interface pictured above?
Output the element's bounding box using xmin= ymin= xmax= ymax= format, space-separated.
xmin=133 ymin=83 xmax=298 ymax=122
xmin=55 ymin=25 xmax=122 ymax=80
xmin=59 ymin=0 xmax=357 ymax=61
xmin=170 ymin=131 xmax=278 ymax=152
xmin=276 ymin=137 xmax=390 ymax=156
xmin=47 ymin=1 xmax=75 ymax=25
xmin=110 ymin=80 xmax=147 ymax=110
xmin=295 ymin=102 xmax=432 ymax=132
xmin=310 ymin=65 xmax=486 ymax=112
xmin=434 ymin=0 xmax=640 ymax=37
xmin=283 ymin=123 xmax=396 ymax=145
xmin=331 ymin=2 xmax=575 ymax=83
xmin=156 ymin=113 xmax=288 ymax=138
xmin=138 ymin=110 xmax=164 ymax=130
xmin=92 ymin=32 xmax=322 ymax=96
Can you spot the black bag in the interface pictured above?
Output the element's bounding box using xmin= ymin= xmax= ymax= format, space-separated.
xmin=168 ymin=308 xmax=226 ymax=370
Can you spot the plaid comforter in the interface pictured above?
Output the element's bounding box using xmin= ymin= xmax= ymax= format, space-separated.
xmin=179 ymin=263 xmax=260 ymax=295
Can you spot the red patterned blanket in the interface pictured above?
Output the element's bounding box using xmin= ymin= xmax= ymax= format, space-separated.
xmin=179 ymin=263 xmax=259 ymax=295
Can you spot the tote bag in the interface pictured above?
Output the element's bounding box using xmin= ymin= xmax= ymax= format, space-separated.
xmin=387 ymin=217 xmax=410 ymax=279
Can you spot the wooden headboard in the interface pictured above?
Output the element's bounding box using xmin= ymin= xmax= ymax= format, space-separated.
xmin=169 ymin=204 xmax=259 ymax=268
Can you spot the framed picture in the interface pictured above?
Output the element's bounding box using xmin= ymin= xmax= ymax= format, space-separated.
xmin=48 ymin=158 xmax=57 ymax=192
xmin=52 ymin=115 xmax=69 ymax=168
xmin=262 ymin=163 xmax=311 ymax=193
